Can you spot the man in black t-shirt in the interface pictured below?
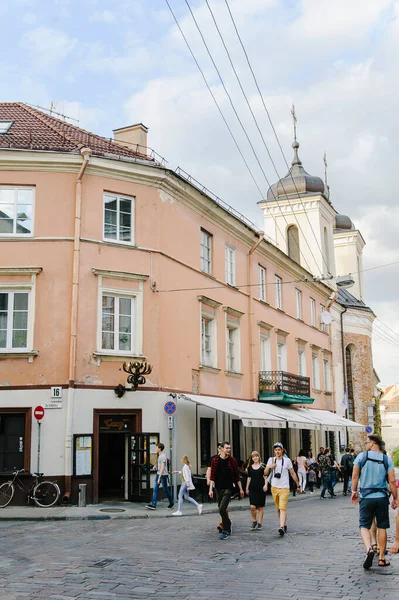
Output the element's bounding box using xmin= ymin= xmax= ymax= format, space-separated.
xmin=341 ymin=447 xmax=354 ymax=495
xmin=209 ymin=441 xmax=244 ymax=539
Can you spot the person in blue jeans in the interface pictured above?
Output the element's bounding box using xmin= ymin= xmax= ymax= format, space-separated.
xmin=319 ymin=449 xmax=334 ymax=499
xmin=145 ymin=442 xmax=174 ymax=510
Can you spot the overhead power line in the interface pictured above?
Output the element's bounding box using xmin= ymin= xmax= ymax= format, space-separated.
xmin=223 ymin=0 xmax=331 ymax=276
xmin=204 ymin=0 xmax=324 ymax=277
xmin=183 ymin=0 xmax=314 ymax=274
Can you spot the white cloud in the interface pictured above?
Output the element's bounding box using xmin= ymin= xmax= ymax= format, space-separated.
xmin=90 ymin=10 xmax=116 ymax=24
xmin=20 ymin=27 xmax=77 ymax=70
xmin=22 ymin=12 xmax=37 ymax=25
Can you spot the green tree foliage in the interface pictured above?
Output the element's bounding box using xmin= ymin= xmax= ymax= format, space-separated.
xmin=374 ymin=395 xmax=382 ymax=437
xmin=392 ymin=446 xmax=399 ymax=468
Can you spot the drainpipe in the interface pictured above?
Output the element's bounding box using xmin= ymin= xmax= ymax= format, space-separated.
xmin=340 ymin=305 xmax=348 ymax=445
xmin=248 ymin=232 xmax=264 ymax=401
xmin=63 ymin=148 xmax=91 ymax=502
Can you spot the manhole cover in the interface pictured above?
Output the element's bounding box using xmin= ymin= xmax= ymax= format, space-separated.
xmin=99 ymin=508 xmax=126 ymax=513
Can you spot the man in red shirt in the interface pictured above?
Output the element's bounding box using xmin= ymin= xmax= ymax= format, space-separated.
xmin=209 ymin=441 xmax=244 ymax=540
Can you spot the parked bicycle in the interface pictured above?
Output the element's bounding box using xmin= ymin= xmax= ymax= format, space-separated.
xmin=0 ymin=469 xmax=60 ymax=508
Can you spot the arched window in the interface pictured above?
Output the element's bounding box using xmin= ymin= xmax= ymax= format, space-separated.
xmin=345 ymin=346 xmax=355 ymax=421
xmin=323 ymin=227 xmax=330 ymax=273
xmin=287 ymin=225 xmax=300 ymax=263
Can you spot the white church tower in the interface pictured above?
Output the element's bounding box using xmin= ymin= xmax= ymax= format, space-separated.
xmin=258 ymin=109 xmax=336 ymax=281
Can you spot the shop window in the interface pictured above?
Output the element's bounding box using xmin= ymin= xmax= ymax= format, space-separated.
xmin=200 ymin=418 xmax=212 ymax=467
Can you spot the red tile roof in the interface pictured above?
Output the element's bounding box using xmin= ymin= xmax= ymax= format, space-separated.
xmin=0 ymin=102 xmax=155 ymax=162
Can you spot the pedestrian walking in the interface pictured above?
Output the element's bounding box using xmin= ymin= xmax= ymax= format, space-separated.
xmin=206 ymin=443 xmax=228 ymax=533
xmin=319 ymin=448 xmax=334 ymax=499
xmin=295 ymin=449 xmax=308 ymax=493
xmin=390 ymin=479 xmax=399 ymax=554
xmin=209 ymin=441 xmax=244 ymax=540
xmin=245 ymin=451 xmax=267 ymax=530
xmin=265 ymin=442 xmax=300 ymax=536
xmin=351 ymin=434 xmax=397 ymax=569
xmin=172 ymin=455 xmax=203 ymax=516
xmin=341 ymin=447 xmax=354 ymax=495
xmin=145 ymin=442 xmax=174 ymax=511
xmin=307 ymin=467 xmax=316 ymax=493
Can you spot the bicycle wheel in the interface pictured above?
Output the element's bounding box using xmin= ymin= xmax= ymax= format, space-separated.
xmin=33 ymin=481 xmax=60 ymax=508
xmin=0 ymin=482 xmax=14 ymax=508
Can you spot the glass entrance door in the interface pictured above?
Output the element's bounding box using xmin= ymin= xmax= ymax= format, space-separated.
xmin=129 ymin=432 xmax=159 ymax=502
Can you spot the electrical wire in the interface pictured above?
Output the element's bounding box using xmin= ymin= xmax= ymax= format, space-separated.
xmin=223 ymin=0 xmax=331 ymax=276
xmin=205 ymin=0 xmax=325 ymax=277
xmin=156 ymin=277 xmax=305 ymax=294
xmin=183 ymin=0 xmax=315 ymax=275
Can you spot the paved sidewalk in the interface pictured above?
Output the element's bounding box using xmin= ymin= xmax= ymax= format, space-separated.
xmin=0 ymin=484 xmax=333 ymax=520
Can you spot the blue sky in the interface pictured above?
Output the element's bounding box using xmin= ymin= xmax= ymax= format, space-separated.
xmin=1 ymin=0 xmax=399 ymax=382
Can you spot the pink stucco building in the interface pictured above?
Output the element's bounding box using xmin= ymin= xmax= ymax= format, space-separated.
xmin=0 ymin=104 xmax=362 ymax=504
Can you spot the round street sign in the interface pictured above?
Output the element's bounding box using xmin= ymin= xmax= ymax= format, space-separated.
xmin=164 ymin=400 xmax=176 ymax=415
xmin=365 ymin=426 xmax=373 ymax=434
xmin=34 ymin=405 xmax=45 ymax=421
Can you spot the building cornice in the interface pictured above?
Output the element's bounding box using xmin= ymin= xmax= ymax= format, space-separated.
xmin=92 ymin=268 xmax=149 ymax=281
xmin=0 ymin=266 xmax=42 ymax=275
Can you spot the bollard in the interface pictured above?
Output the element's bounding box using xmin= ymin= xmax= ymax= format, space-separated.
xmin=78 ymin=483 xmax=87 ymax=507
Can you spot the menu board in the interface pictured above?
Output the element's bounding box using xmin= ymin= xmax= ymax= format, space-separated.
xmin=74 ymin=435 xmax=93 ymax=476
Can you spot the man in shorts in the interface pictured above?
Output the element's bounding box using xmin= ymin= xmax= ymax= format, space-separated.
xmin=351 ymin=434 xmax=397 ymax=569
xmin=264 ymin=442 xmax=300 ymax=536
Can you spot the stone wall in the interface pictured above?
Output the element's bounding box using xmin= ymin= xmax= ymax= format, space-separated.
xmin=344 ymin=331 xmax=373 ymax=450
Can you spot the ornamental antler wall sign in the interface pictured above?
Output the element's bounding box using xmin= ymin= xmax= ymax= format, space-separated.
xmin=123 ymin=361 xmax=153 ymax=391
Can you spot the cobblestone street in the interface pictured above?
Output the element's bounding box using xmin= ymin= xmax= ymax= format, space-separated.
xmin=0 ymin=495 xmax=398 ymax=600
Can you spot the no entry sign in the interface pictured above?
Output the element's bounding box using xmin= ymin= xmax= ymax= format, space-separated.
xmin=34 ymin=405 xmax=45 ymax=421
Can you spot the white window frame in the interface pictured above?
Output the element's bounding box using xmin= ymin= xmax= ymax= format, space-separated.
xmin=312 ymin=352 xmax=320 ymax=389
xmin=0 ymin=186 xmax=35 ymax=238
xmin=323 ymin=356 xmax=331 ymax=392
xmin=277 ymin=339 xmax=287 ymax=371
xmin=258 ymin=265 xmax=266 ymax=302
xmin=226 ymin=323 xmax=240 ymax=373
xmin=225 ymin=245 xmax=236 ymax=286
xmin=0 ymin=289 xmax=32 ymax=351
xmin=0 ymin=121 xmax=13 ymax=134
xmin=310 ymin=298 xmax=316 ymax=326
xmin=275 ymin=275 xmax=282 ymax=309
xmin=95 ymin=278 xmax=144 ymax=357
xmin=260 ymin=332 xmax=271 ymax=372
xmin=103 ymin=192 xmax=135 ymax=245
xmin=297 ymin=346 xmax=306 ymax=376
xmin=200 ymin=229 xmax=212 ymax=274
xmin=320 ymin=304 xmax=327 ymax=332
xmin=295 ymin=289 xmax=302 ymax=319
xmin=201 ymin=316 xmax=213 ymax=367
xmin=100 ymin=293 xmax=136 ymax=354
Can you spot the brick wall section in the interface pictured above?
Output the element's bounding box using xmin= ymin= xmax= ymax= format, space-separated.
xmin=344 ymin=331 xmax=373 ymax=450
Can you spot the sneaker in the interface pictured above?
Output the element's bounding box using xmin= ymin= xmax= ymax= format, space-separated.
xmin=220 ymin=531 xmax=230 ymax=540
xmin=145 ymin=504 xmax=156 ymax=510
xmin=167 ymin=503 xmax=174 ymax=509
xmin=283 ymin=525 xmax=287 ymax=533
xmin=257 ymin=523 xmax=262 ymax=530
xmin=310 ymin=491 xmax=314 ymax=494
xmin=172 ymin=510 xmax=182 ymax=516
xmin=278 ymin=527 xmax=285 ymax=536
xmin=251 ymin=521 xmax=257 ymax=530
xmin=320 ymin=495 xmax=326 ymax=499
xmin=197 ymin=504 xmax=203 ymax=515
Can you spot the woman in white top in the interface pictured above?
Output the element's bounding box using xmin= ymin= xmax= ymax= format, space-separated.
xmin=172 ymin=455 xmax=203 ymax=516
xmin=295 ymin=449 xmax=308 ymax=494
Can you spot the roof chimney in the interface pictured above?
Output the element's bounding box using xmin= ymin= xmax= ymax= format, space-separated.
xmin=113 ymin=123 xmax=148 ymax=154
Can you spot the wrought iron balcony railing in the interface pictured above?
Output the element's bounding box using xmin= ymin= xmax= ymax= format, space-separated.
xmin=259 ymin=370 xmax=310 ymax=397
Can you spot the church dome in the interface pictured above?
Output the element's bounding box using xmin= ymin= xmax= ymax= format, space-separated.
xmin=266 ymin=141 xmax=329 ymax=202
xmin=335 ymin=214 xmax=354 ymax=230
